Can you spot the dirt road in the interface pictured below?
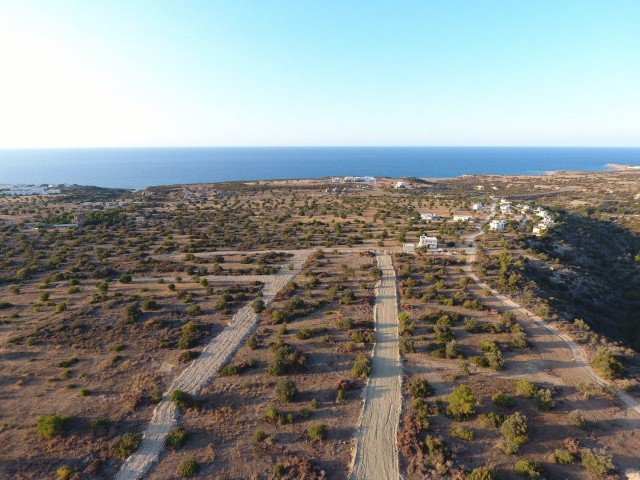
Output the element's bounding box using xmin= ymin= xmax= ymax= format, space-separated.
xmin=350 ymin=253 xmax=402 ymax=480
xmin=116 ymin=250 xmax=311 ymax=480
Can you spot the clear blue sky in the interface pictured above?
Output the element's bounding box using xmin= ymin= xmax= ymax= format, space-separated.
xmin=1 ymin=1 xmax=639 ymax=148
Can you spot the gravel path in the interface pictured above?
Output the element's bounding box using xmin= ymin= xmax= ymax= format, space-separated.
xmin=116 ymin=250 xmax=311 ymax=480
xmin=350 ymin=252 xmax=402 ymax=480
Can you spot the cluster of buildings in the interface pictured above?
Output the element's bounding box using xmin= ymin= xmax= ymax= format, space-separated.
xmin=331 ymin=176 xmax=376 ymax=183
xmin=79 ymin=201 xmax=129 ymax=211
xmin=0 ymin=184 xmax=61 ymax=196
xmin=490 ymin=198 xmax=555 ymax=235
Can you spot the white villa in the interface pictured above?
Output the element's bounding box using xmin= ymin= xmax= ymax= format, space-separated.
xmin=418 ymin=235 xmax=438 ymax=249
xmin=489 ymin=219 xmax=507 ymax=231
xmin=453 ymin=215 xmax=473 ymax=222
xmin=395 ymin=181 xmax=406 ymax=189
xmin=420 ymin=212 xmax=441 ymax=222
xmin=472 ymin=203 xmax=483 ymax=211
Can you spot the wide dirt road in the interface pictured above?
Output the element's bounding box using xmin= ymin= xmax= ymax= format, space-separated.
xmin=350 ymin=253 xmax=401 ymax=480
xmin=116 ymin=250 xmax=311 ymax=480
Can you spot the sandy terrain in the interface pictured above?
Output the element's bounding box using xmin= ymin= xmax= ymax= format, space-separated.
xmin=350 ymin=253 xmax=402 ymax=480
xmin=117 ymin=250 xmax=311 ymax=480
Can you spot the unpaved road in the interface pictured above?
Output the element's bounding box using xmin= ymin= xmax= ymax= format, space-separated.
xmin=350 ymin=253 xmax=402 ymax=480
xmin=116 ymin=250 xmax=311 ymax=480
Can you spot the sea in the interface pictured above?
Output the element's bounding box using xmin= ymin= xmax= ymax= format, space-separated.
xmin=0 ymin=147 xmax=639 ymax=190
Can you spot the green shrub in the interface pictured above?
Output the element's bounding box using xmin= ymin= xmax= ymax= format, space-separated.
xmin=276 ymin=378 xmax=298 ymax=402
xmin=56 ymin=466 xmax=75 ymax=480
xmin=169 ymin=390 xmax=195 ymax=409
xmin=246 ymin=334 xmax=259 ymax=350
xmin=446 ymin=384 xmax=476 ymax=420
xmin=500 ymin=412 xmax=529 ymax=454
xmin=478 ymin=412 xmax=505 ymax=429
xmin=352 ymin=354 xmax=371 ymax=379
xmin=119 ymin=274 xmax=132 ymax=284
xmin=553 ymin=448 xmax=574 ymax=464
xmin=268 ymin=343 xmax=306 ymax=376
xmin=78 ymin=387 xmax=91 ymax=397
xmin=467 ymin=467 xmax=495 ymax=480
xmin=409 ymin=379 xmax=433 ymax=398
xmin=185 ymin=304 xmax=202 ymax=316
xmin=450 ymin=425 xmax=474 ymax=441
xmin=58 ymin=357 xmax=79 ymax=368
xmin=218 ymin=364 xmax=238 ymax=376
xmin=68 ymin=286 xmax=80 ymax=294
xmin=177 ymin=458 xmax=200 ymax=478
xmin=514 ymin=459 xmax=543 ymax=478
xmin=536 ymin=388 xmax=555 ymax=411
xmin=592 ymin=348 xmax=624 ymax=379
xmin=166 ymin=428 xmax=189 ymax=449
xmin=253 ymin=429 xmax=266 ymax=442
xmin=399 ymin=337 xmax=415 ymax=354
xmin=492 ymin=391 xmax=515 ymax=409
xmin=567 ymin=409 xmax=586 ymax=428
xmin=307 ymin=423 xmax=327 ymax=441
xmin=36 ymin=413 xmax=68 ymax=439
xmin=514 ymin=380 xmax=537 ymax=398
xmin=252 ymin=298 xmax=265 ymax=313
xmin=142 ymin=299 xmax=159 ymax=311
xmin=179 ymin=321 xmax=200 ymax=349
xmin=117 ymin=432 xmax=142 ymax=458
xmin=273 ymin=463 xmax=286 ymax=476
xmin=581 ymin=448 xmax=614 ymax=476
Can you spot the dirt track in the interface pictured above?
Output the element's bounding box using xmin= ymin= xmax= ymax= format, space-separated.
xmin=116 ymin=250 xmax=311 ymax=480
xmin=350 ymin=253 xmax=401 ymax=480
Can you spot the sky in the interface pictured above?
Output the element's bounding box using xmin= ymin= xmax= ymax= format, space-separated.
xmin=0 ymin=1 xmax=639 ymax=148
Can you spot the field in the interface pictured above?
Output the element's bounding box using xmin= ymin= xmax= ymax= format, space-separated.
xmin=1 ymin=169 xmax=639 ymax=479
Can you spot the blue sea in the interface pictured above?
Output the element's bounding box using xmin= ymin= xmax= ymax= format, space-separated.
xmin=0 ymin=147 xmax=639 ymax=189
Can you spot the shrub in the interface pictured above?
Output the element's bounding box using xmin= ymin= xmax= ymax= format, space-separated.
xmin=514 ymin=380 xmax=537 ymax=398
xmin=177 ymin=458 xmax=200 ymax=478
xmin=252 ymin=299 xmax=265 ymax=313
xmin=336 ymin=317 xmax=353 ymax=330
xmin=179 ymin=321 xmax=200 ymax=349
xmin=485 ymin=349 xmax=504 ymax=371
xmin=55 ymin=302 xmax=67 ymax=313
xmin=399 ymin=337 xmax=415 ymax=354
xmin=268 ymin=343 xmax=306 ymax=376
xmin=409 ymin=379 xmax=432 ymax=398
xmin=514 ymin=459 xmax=543 ymax=478
xmin=117 ymin=432 xmax=142 ymax=458
xmin=536 ymin=388 xmax=555 ymax=411
xmin=567 ymin=409 xmax=586 ymax=428
xmin=166 ymin=428 xmax=189 ymax=449
xmin=253 ymin=429 xmax=266 ymax=442
xmin=37 ymin=413 xmax=68 ymax=439
xmin=169 ymin=390 xmax=195 ymax=409
xmin=58 ymin=357 xmax=79 ymax=368
xmin=68 ymin=286 xmax=80 ymax=294
xmin=352 ymin=354 xmax=371 ymax=379
xmin=276 ymin=378 xmax=298 ymax=402
xmin=553 ymin=448 xmax=574 ymax=464
xmin=467 ymin=467 xmax=495 ymax=480
xmin=123 ymin=302 xmax=141 ymax=323
xmin=500 ymin=412 xmax=529 ymax=454
xmin=218 ymin=364 xmax=238 ymax=376
xmin=492 ymin=391 xmax=515 ymax=409
xmin=56 ymin=466 xmax=75 ymax=480
xmin=581 ymin=448 xmax=614 ymax=476
xmin=592 ymin=348 xmax=624 ymax=379
xmin=445 ymin=340 xmax=461 ymax=359
xmin=185 ymin=304 xmax=202 ymax=316
xmin=273 ymin=463 xmax=286 ymax=476
xmin=510 ymin=332 xmax=528 ymax=349
xmin=78 ymin=387 xmax=91 ymax=397
xmin=446 ymin=384 xmax=476 ymax=420
xmin=246 ymin=334 xmax=259 ymax=350
xmin=141 ymin=299 xmax=159 ymax=311
xmin=450 ymin=425 xmax=474 ymax=441
xmin=307 ymin=423 xmax=327 ymax=441
xmin=479 ymin=412 xmax=505 ymax=429
xmin=119 ymin=274 xmax=132 ymax=284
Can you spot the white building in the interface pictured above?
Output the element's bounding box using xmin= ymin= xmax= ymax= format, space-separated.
xmin=420 ymin=213 xmax=441 ymax=222
xmin=489 ymin=219 xmax=507 ymax=231
xmin=453 ymin=215 xmax=473 ymax=222
xmin=395 ymin=181 xmax=406 ymax=189
xmin=472 ymin=203 xmax=483 ymax=211
xmin=418 ymin=235 xmax=438 ymax=249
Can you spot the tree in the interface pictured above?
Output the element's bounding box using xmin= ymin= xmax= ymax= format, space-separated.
xmin=446 ymin=384 xmax=476 ymax=420
xmin=276 ymin=378 xmax=298 ymax=402
xmin=500 ymin=412 xmax=529 ymax=453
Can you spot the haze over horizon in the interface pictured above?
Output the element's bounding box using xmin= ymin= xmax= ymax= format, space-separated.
xmin=1 ymin=1 xmax=639 ymax=149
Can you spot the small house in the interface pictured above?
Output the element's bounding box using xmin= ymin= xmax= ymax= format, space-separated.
xmin=489 ymin=219 xmax=507 ymax=231
xmin=418 ymin=235 xmax=438 ymax=249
